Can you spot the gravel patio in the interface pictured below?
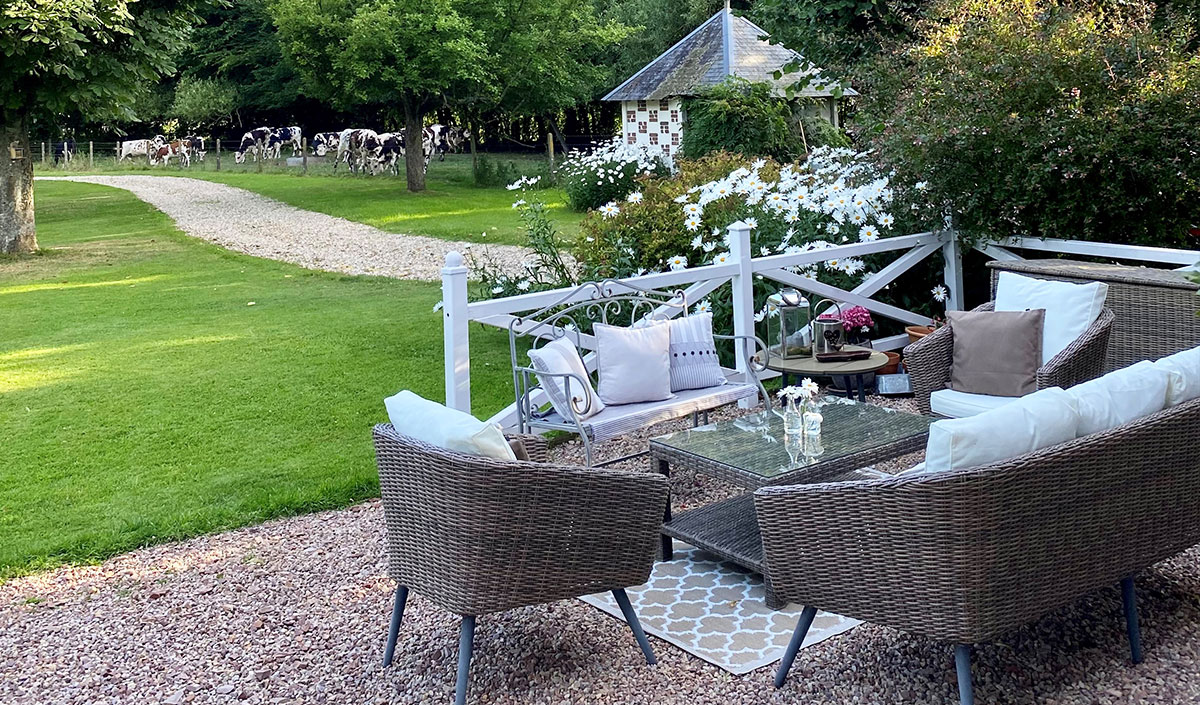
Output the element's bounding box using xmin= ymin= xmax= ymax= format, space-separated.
xmin=5 ymin=400 xmax=1200 ymax=704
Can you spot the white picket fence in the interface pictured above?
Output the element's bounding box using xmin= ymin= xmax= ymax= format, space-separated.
xmin=441 ymin=223 xmax=1198 ymax=427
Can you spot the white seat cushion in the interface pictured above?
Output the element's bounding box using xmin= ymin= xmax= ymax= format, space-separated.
xmin=384 ymin=390 xmax=516 ymax=460
xmin=930 ymin=388 xmax=1019 ymax=418
xmin=994 ymin=271 xmax=1108 ymax=364
xmin=924 ymin=386 xmax=1080 ymax=474
xmin=1154 ymin=346 xmax=1200 ymax=407
xmin=1067 ymin=360 xmax=1170 ymax=436
xmin=532 ymin=383 xmax=758 ymax=443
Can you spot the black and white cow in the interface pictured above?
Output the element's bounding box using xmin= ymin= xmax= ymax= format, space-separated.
xmin=235 ymin=127 xmax=273 ymax=164
xmin=52 ymin=139 xmax=76 ymax=166
xmin=181 ymin=135 xmax=206 ymax=162
xmin=311 ymin=132 xmax=341 ymax=157
xmin=372 ymin=132 xmax=404 ymax=176
xmin=425 ymin=124 xmax=465 ymax=162
xmin=334 ymin=128 xmax=381 ymax=174
xmin=266 ymin=126 xmax=303 ymax=158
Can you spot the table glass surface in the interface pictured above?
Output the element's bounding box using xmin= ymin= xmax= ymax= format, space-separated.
xmin=651 ymin=398 xmax=932 ymax=481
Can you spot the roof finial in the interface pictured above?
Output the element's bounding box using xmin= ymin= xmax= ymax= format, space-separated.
xmin=724 ymin=0 xmax=731 ymax=10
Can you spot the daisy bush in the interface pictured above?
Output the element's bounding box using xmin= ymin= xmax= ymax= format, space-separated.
xmin=470 ymin=176 xmax=576 ymax=299
xmin=577 ymin=148 xmax=941 ymax=350
xmin=557 ymin=138 xmax=674 ymax=212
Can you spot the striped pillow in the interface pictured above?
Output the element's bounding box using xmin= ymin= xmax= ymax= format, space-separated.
xmin=668 ymin=313 xmax=726 ymax=392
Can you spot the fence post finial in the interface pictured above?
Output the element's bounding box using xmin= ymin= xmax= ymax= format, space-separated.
xmin=442 ymin=250 xmax=472 ymax=412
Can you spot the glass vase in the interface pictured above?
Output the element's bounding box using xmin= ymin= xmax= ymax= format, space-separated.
xmin=802 ymin=405 xmax=824 ymax=457
xmin=783 ymin=396 xmax=804 ymax=436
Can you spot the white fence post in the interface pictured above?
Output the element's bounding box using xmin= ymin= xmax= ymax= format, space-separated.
xmin=442 ymin=251 xmax=471 ymax=412
xmin=942 ymin=229 xmax=965 ymax=312
xmin=728 ymin=221 xmax=756 ymax=408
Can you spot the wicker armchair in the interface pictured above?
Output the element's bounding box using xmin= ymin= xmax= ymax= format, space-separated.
xmin=905 ymin=303 xmax=1115 ymax=416
xmin=372 ymin=424 xmax=668 ymax=705
xmin=756 ymin=396 xmax=1200 ymax=704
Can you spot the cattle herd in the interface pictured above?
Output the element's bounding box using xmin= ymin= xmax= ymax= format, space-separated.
xmin=110 ymin=124 xmax=464 ymax=176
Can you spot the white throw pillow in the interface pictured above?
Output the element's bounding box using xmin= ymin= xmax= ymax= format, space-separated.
xmin=994 ymin=272 xmax=1108 ymax=364
xmin=1154 ymin=346 xmax=1200 ymax=407
xmin=924 ymin=386 xmax=1080 ymax=474
xmin=666 ymin=313 xmax=726 ymax=391
xmin=595 ymin=322 xmax=673 ymax=405
xmin=527 ymin=337 xmax=604 ymax=420
xmin=1067 ymin=361 xmax=1170 ymax=436
xmin=384 ymin=390 xmax=516 ymax=460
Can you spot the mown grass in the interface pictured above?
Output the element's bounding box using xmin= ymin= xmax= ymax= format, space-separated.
xmin=0 ymin=181 xmax=518 ymax=577
xmin=38 ymin=152 xmax=585 ymax=247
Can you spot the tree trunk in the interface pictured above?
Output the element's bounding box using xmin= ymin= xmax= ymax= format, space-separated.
xmin=1 ymin=115 xmax=37 ymax=254
xmin=403 ymin=100 xmax=426 ymax=193
xmin=468 ymin=116 xmax=479 ymax=175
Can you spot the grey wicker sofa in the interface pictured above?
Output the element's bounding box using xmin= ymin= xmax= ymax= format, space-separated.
xmin=905 ymin=302 xmax=1114 ymax=416
xmin=372 ymin=424 xmax=668 ymax=705
xmin=755 ymin=395 xmax=1200 ymax=704
xmin=509 ymin=279 xmax=770 ymax=465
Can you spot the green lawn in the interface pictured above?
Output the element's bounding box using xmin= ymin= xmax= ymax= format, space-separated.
xmin=41 ymin=152 xmax=584 ymax=247
xmin=0 ymin=181 xmax=517 ymax=577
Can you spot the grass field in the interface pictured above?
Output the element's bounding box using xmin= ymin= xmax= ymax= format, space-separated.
xmin=0 ymin=181 xmax=518 ymax=577
xmin=37 ymin=152 xmax=585 ymax=247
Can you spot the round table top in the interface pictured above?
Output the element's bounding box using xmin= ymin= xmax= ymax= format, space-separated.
xmin=760 ymin=345 xmax=891 ymax=376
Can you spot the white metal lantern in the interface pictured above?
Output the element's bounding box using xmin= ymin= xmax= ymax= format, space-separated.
xmin=766 ymin=288 xmax=812 ymax=360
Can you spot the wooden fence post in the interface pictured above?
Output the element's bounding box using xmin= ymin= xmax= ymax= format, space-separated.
xmin=302 ymin=137 xmax=308 ymax=175
xmin=88 ymin=141 xmax=94 ymax=169
xmin=41 ymin=142 xmax=45 ymax=165
xmin=547 ymin=132 xmax=555 ymax=170
xmin=442 ymin=251 xmax=472 ymax=412
xmin=728 ymin=221 xmax=756 ymax=408
xmin=942 ymin=229 xmax=965 ymax=312
xmin=215 ymin=139 xmax=221 ymax=171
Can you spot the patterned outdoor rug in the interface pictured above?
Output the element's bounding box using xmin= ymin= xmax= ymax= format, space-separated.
xmin=580 ymin=542 xmax=860 ymax=675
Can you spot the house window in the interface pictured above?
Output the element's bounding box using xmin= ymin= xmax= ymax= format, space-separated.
xmin=670 ymin=110 xmax=680 ymax=122
xmin=660 ymin=122 xmax=670 ymax=134
xmin=663 ymin=144 xmax=672 ymax=155
xmin=671 ymin=133 xmax=680 ymax=146
xmin=638 ymin=121 xmax=647 ymax=134
xmin=627 ymin=133 xmax=636 ymax=145
xmin=649 ymin=133 xmax=659 ymax=145
xmin=659 ymin=99 xmax=670 ymax=111
xmin=626 ymin=110 xmax=636 ymax=122
xmin=648 ymin=110 xmax=658 ymax=122
xmin=637 ymin=100 xmax=647 ymax=110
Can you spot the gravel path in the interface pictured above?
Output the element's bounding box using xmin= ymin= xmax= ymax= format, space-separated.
xmin=38 ymin=175 xmax=531 ymax=280
xmin=5 ymin=401 xmax=1200 ymax=704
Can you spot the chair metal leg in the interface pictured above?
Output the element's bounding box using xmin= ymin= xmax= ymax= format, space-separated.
xmin=454 ymin=616 xmax=476 ymax=705
xmin=1122 ymin=576 xmax=1143 ymax=664
xmin=382 ymin=585 xmax=409 ymax=667
xmin=955 ymin=644 xmax=975 ymax=705
xmin=774 ymin=605 xmax=817 ymax=687
xmin=612 ymin=588 xmax=656 ymax=665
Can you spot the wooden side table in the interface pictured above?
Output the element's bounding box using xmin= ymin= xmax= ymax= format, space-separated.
xmin=760 ymin=345 xmax=890 ymax=402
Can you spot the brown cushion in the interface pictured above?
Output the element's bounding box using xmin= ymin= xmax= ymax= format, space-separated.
xmin=508 ymin=438 xmax=530 ymax=462
xmin=949 ymin=309 xmax=1045 ymax=397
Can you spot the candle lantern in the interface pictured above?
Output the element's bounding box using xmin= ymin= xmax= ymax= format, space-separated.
xmin=766 ymin=288 xmax=812 ymax=360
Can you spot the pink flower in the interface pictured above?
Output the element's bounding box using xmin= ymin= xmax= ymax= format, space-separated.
xmin=839 ymin=305 xmax=874 ymax=331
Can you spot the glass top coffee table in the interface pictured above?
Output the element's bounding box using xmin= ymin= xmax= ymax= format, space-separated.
xmin=649 ymin=398 xmax=932 ymax=608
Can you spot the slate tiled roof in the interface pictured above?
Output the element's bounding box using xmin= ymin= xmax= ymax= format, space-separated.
xmin=603 ymin=9 xmax=856 ymax=101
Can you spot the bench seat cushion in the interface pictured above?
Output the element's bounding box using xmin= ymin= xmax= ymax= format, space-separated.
xmin=536 ymin=382 xmax=759 ymax=443
xmin=930 ymin=388 xmax=1018 ymax=418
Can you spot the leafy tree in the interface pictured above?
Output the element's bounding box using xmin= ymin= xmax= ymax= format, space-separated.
xmin=597 ymin=0 xmax=726 ymax=84
xmin=171 ymin=78 xmax=238 ymax=130
xmin=0 ymin=0 xmax=207 ymax=253
xmin=873 ymin=0 xmax=1200 ymax=247
xmin=271 ymin=0 xmax=488 ymax=191
xmin=751 ymin=0 xmax=924 ymax=73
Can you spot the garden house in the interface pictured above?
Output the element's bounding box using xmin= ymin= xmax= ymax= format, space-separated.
xmin=602 ymin=3 xmax=856 ymax=156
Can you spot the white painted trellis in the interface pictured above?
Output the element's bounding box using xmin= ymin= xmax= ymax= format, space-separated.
xmin=441 ymin=224 xmax=1199 ymax=427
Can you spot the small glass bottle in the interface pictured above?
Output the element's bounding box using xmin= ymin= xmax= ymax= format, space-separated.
xmin=783 ymin=396 xmax=804 ymax=435
xmin=802 ymin=405 xmax=824 ymax=457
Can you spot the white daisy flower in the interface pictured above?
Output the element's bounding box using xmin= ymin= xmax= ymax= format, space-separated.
xmin=517 ymin=279 xmax=531 ymax=291
xmin=668 ymin=255 xmax=688 ymax=270
xmin=859 ymin=225 xmax=880 ymax=241
xmin=932 ymin=285 xmax=949 ymax=302
xmin=744 ymin=217 xmax=758 ymax=229
xmin=599 ymin=202 xmax=620 ymax=218
xmin=626 ymin=191 xmax=644 ymax=204
xmin=694 ymin=300 xmax=712 ymax=315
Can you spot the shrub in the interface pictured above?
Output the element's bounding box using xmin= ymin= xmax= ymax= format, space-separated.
xmin=557 ymin=138 xmax=672 ymax=211
xmin=681 ymin=78 xmax=847 ymax=162
xmin=870 ymin=0 xmax=1200 ymax=247
xmin=473 ymin=155 xmax=553 ymax=189
xmin=470 ymin=176 xmax=576 ymax=299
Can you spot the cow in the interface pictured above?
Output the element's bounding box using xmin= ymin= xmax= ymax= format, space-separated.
xmin=52 ymin=139 xmax=76 ymax=166
xmin=266 ymin=126 xmax=303 ymax=159
xmin=371 ymin=132 xmax=405 ymax=176
xmin=425 ymin=124 xmax=464 ymax=162
xmin=150 ymin=139 xmax=191 ymax=167
xmin=117 ymin=135 xmax=166 ymax=163
xmin=311 ymin=132 xmax=341 ymax=157
xmin=235 ymin=127 xmax=272 ymax=164
xmin=333 ymin=128 xmax=380 ymax=174
xmin=181 ymin=135 xmax=206 ymax=162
